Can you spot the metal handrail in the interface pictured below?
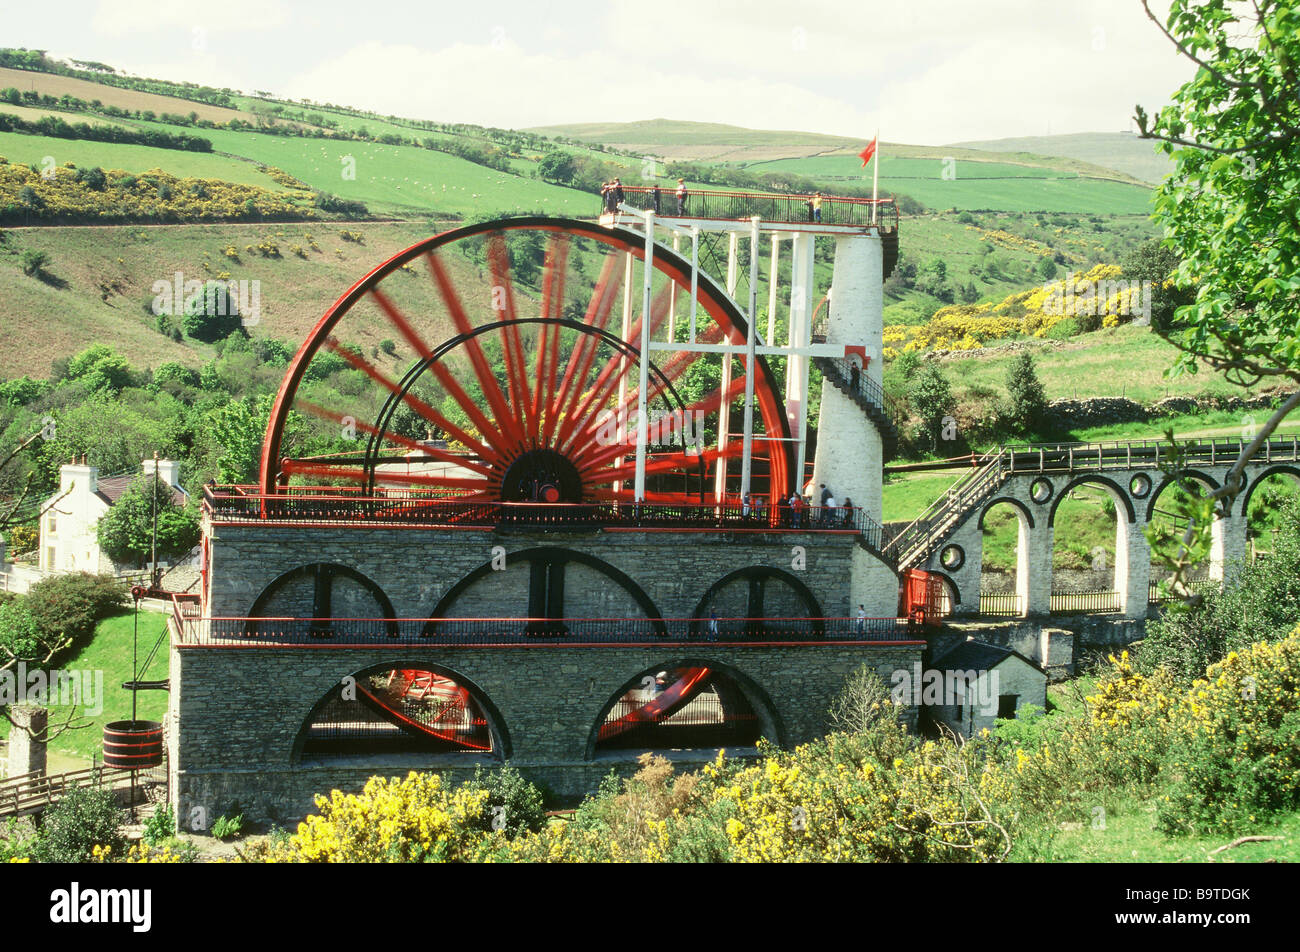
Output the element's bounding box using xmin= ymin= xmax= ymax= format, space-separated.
xmin=173 ymin=614 xmax=921 ymax=647
xmin=601 ymin=186 xmax=899 ymax=230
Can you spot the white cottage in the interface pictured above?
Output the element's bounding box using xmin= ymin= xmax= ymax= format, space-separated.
xmin=929 ymin=639 xmax=1048 ymax=738
xmin=40 ymin=458 xmax=186 ymax=574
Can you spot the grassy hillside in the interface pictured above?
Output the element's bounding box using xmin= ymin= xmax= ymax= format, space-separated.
xmin=0 ymin=219 xmax=490 ymax=377
xmin=747 ymin=154 xmax=1153 ymax=213
xmin=952 ymin=131 xmax=1173 ymax=185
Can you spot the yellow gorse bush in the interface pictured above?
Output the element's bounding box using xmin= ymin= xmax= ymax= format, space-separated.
xmin=262 ymin=772 xmax=490 ymax=863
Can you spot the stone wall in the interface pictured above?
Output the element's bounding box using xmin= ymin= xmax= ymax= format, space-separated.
xmin=168 ymin=639 xmax=923 ymax=825
xmin=207 ymin=522 xmax=906 ymax=623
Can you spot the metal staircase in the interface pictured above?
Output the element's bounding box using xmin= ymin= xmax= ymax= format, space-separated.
xmin=813 ymin=355 xmax=901 ymax=461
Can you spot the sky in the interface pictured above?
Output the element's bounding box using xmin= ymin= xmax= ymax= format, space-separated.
xmin=4 ymin=0 xmax=1194 ymax=145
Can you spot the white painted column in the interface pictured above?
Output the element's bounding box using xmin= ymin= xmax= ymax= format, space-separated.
xmin=715 ymin=232 xmax=741 ymax=503
xmin=1015 ymin=512 xmax=1031 ymax=616
xmin=767 ymin=233 xmax=782 ymax=346
xmin=615 ymin=250 xmax=634 ymax=496
xmin=668 ymin=232 xmax=680 ymax=341
xmin=634 ymin=212 xmax=655 ymax=501
xmin=786 ymin=233 xmax=815 ymax=492
xmin=741 ymin=217 xmax=760 ymax=497
xmin=811 ymin=235 xmax=885 ymax=522
xmin=688 ymin=227 xmax=699 ymax=342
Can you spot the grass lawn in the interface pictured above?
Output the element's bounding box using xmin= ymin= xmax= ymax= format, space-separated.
xmin=1022 ymin=796 xmax=1300 ymax=862
xmin=0 ymin=609 xmax=170 ymax=768
xmin=747 ymin=154 xmax=1154 ymax=213
xmin=0 ymin=130 xmax=281 ymax=188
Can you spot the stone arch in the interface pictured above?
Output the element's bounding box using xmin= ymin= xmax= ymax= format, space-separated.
xmin=927 ymin=570 xmax=961 ymax=614
xmin=291 ymin=660 xmax=511 ymax=763
xmin=1144 ymin=469 xmax=1221 ymax=523
xmin=423 ymin=546 xmax=666 ymax=636
xmin=978 ymin=498 xmax=1035 ymax=617
xmin=978 ymin=497 xmax=1035 ymax=531
xmin=584 ymin=657 xmax=784 ymax=758
xmin=690 ymin=566 xmax=824 ymax=638
xmin=1047 ymin=475 xmax=1135 ymax=526
xmin=249 ymin=563 xmax=397 ymax=637
xmin=1238 ymin=465 xmax=1300 ymax=516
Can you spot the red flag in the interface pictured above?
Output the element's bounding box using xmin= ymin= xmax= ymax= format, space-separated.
xmin=858 ymin=137 xmax=878 ymax=167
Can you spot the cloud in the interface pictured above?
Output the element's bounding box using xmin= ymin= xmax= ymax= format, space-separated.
xmin=281 ymin=39 xmax=877 ymax=137
xmin=90 ymin=0 xmax=289 ymax=36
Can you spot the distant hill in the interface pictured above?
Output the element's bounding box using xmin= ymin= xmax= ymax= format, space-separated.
xmin=949 ymin=132 xmax=1172 ymax=185
xmin=525 ymin=118 xmax=861 ymax=163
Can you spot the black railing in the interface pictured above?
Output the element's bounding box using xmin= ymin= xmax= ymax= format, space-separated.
xmin=204 ymin=487 xmax=887 ymax=541
xmin=601 ymin=186 xmax=899 ymax=231
xmin=176 ymin=615 xmax=920 ymax=647
xmin=818 ymin=355 xmax=901 ymax=423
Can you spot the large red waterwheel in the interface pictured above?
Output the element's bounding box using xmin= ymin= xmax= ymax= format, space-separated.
xmin=258 ymin=217 xmax=793 ymax=505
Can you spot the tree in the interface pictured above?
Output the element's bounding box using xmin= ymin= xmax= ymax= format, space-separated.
xmin=20 ymin=248 xmax=47 ymax=277
xmin=1121 ymin=239 xmax=1194 ymax=334
xmin=96 ymin=474 xmax=200 ymax=568
xmin=537 ymin=150 xmax=578 ymax=185
xmin=910 ymin=362 xmax=954 ymax=453
xmin=65 ymin=344 xmax=132 ymax=393
xmin=182 ymin=281 xmax=243 ymax=343
xmin=1005 ymin=352 xmax=1048 ymax=437
xmin=1134 ymin=0 xmax=1300 ymax=589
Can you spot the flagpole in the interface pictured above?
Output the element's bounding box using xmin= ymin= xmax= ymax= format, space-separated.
xmin=871 ymin=128 xmax=880 ymax=225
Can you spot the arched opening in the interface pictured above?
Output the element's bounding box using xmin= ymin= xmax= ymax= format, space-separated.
xmin=690 ymin=567 xmax=823 ymax=638
xmin=1048 ymin=477 xmax=1133 ymax=614
xmin=588 ymin=661 xmax=781 ymax=757
xmin=423 ymin=546 xmax=665 ymax=638
xmin=1145 ymin=472 xmax=1220 ymax=601
xmin=978 ymin=499 xmax=1033 ymax=617
xmin=248 ymin=563 xmax=396 ymax=637
xmin=1242 ymin=467 xmax=1300 ymax=562
xmin=294 ymin=663 xmax=508 ymax=763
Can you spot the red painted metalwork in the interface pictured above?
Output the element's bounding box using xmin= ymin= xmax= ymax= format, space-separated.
xmin=352 ymin=670 xmax=490 ymax=752
xmin=598 ymin=667 xmax=713 ymax=740
xmin=257 ymin=217 xmax=793 ymax=504
xmin=902 ymin=568 xmax=944 ymax=626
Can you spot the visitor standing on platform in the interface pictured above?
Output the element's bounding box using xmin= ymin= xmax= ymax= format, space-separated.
xmin=675 ymin=178 xmax=688 ymax=215
xmin=811 ymin=191 xmax=823 ymax=222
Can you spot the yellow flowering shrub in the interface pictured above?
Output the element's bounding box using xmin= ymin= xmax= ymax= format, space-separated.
xmin=1157 ymin=627 xmax=1300 ymax=834
xmin=260 ymin=772 xmax=489 ymax=863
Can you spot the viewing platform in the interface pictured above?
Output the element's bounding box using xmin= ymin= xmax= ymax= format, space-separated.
xmin=597 ymin=186 xmax=899 ymax=235
xmin=203 ymin=486 xmax=890 ymax=550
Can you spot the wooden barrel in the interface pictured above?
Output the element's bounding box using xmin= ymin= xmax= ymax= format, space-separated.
xmin=102 ymin=720 xmax=163 ymax=770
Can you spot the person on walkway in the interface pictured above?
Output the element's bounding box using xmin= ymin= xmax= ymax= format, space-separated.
xmin=841 ymin=496 xmax=854 ymax=527
xmin=754 ymin=494 xmax=766 ymax=524
xmin=855 ymin=604 xmax=867 ymax=635
xmin=741 ymin=492 xmax=751 ymax=520
xmin=811 ymin=191 xmax=824 ymax=223
xmin=820 ymin=483 xmax=832 ymax=507
xmin=675 ymin=178 xmax=688 ymax=215
xmin=825 ymin=493 xmax=837 ymax=527
xmin=651 ymin=184 xmax=662 ymax=214
xmin=708 ymin=611 xmax=719 ymax=641
xmin=791 ymin=492 xmax=804 ymax=529
xmin=600 ymin=180 xmax=614 ymax=214
xmin=610 ymin=177 xmax=625 ymax=209
xmin=849 ymin=358 xmax=861 ymax=392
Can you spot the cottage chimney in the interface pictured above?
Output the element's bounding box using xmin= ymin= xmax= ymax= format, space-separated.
xmin=59 ymin=459 xmax=97 ymax=496
xmin=142 ymin=457 xmax=184 ymax=492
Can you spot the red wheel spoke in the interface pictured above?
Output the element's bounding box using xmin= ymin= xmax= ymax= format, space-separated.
xmin=486 ymin=235 xmax=533 ymax=445
xmin=425 ymin=251 xmax=527 ymax=455
xmin=585 ymin=444 xmax=743 ymax=484
xmin=550 ymin=253 xmax=622 ymax=448
xmin=319 ymin=335 xmax=503 ymax=467
xmin=296 ymin=401 xmax=495 ymax=478
xmin=532 ymin=235 xmax=569 ymax=439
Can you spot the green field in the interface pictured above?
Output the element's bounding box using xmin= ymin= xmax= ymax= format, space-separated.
xmin=749 ymin=154 xmax=1154 ymax=213
xmin=0 ymin=130 xmax=280 ymax=188
xmin=174 ymin=125 xmax=591 ymax=218
xmin=0 ymin=610 xmax=169 ymax=767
